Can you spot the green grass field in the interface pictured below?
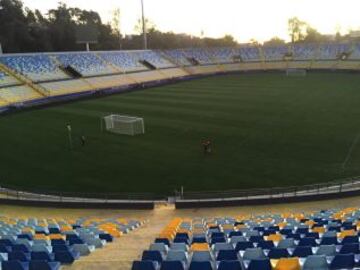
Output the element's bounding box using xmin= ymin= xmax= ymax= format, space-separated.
xmin=1 ymin=72 xmax=360 ymax=195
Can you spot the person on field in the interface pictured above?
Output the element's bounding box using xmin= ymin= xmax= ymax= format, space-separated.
xmin=202 ymin=139 xmax=212 ymax=155
xmin=80 ymin=135 xmax=86 ymax=147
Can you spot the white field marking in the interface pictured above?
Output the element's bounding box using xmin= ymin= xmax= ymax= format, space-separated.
xmin=342 ymin=131 xmax=360 ymax=170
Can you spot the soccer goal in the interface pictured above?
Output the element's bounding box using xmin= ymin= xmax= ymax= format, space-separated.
xmin=102 ymin=114 xmax=145 ymax=136
xmin=286 ymin=68 xmax=307 ymax=76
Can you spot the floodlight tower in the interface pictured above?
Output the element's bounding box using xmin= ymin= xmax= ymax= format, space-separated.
xmin=140 ymin=0 xmax=148 ymax=50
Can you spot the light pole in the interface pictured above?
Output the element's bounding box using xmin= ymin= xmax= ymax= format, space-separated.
xmin=140 ymin=0 xmax=147 ymax=50
xmin=0 ymin=5 xmax=3 ymax=54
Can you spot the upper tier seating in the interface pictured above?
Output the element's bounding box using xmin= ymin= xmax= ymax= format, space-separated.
xmin=292 ymin=44 xmax=318 ymax=60
xmin=0 ymin=55 xmax=68 ymax=82
xmin=0 ymin=71 xmax=20 ymax=88
xmin=163 ymin=50 xmax=192 ymax=66
xmin=99 ymin=51 xmax=147 ymax=72
xmin=133 ymin=207 xmax=360 ymax=270
xmin=239 ymin=46 xmax=261 ymax=61
xmin=55 ymin=53 xmax=117 ymax=76
xmin=0 ymin=216 xmax=142 ymax=269
xmin=263 ymin=46 xmax=288 ymax=61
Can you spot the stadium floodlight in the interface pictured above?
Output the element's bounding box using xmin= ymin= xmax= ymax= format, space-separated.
xmin=102 ymin=114 xmax=145 ymax=136
xmin=141 ymin=0 xmax=147 ymax=50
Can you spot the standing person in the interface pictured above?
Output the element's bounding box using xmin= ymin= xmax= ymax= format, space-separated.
xmin=202 ymin=139 xmax=212 ymax=155
xmin=80 ymin=135 xmax=86 ymax=147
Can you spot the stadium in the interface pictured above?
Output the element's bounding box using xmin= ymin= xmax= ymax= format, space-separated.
xmin=2 ymin=0 xmax=360 ymax=269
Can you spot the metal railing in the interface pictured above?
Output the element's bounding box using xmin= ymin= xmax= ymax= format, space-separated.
xmin=176 ymin=176 xmax=360 ymax=202
xmin=1 ymin=176 xmax=360 ymax=205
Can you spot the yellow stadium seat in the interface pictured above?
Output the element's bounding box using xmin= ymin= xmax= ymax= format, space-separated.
xmin=312 ymin=227 xmax=326 ymax=234
xmin=339 ymin=230 xmax=356 ymax=238
xmin=274 ymin=257 xmax=301 ymax=270
xmin=267 ymin=234 xmax=283 ymax=242
xmin=49 ymin=234 xmax=65 ymax=240
xmin=191 ymin=243 xmax=210 ymax=251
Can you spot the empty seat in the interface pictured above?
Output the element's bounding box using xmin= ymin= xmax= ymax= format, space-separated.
xmin=298 ymin=237 xmax=317 ymax=247
xmin=166 ymin=250 xmax=188 ymax=263
xmin=142 ymin=250 xmax=163 ymax=263
xmin=150 ymin=243 xmax=168 ymax=254
xmin=256 ymin=240 xmax=274 ymax=249
xmin=274 ymin=257 xmax=301 ymax=270
xmin=320 ymin=237 xmax=337 ymax=245
xmin=29 ymin=260 xmax=61 ymax=270
xmin=54 ymin=250 xmax=80 ymax=264
xmin=132 ymin=260 xmax=158 ymax=270
xmin=170 ymin=243 xmax=188 ymax=251
xmin=213 ymin=243 xmax=234 ymax=252
xmin=2 ymin=260 xmax=29 ymax=270
xmin=160 ymin=261 xmax=184 ymax=270
xmin=242 ymin=248 xmax=266 ymax=260
xmin=31 ymin=251 xmax=55 ymax=261
xmin=277 ymin=238 xmax=295 ymax=249
xmin=339 ymin=243 xmax=360 ymax=254
xmin=330 ymin=253 xmax=355 ymax=269
xmin=303 ymin=255 xmax=329 ymax=270
xmin=316 ymin=245 xmax=336 ymax=256
xmin=235 ymin=241 xmax=253 ymax=251
xmin=268 ymin=248 xmax=289 ymax=259
xmin=218 ymin=260 xmax=242 ymax=270
xmin=189 ymin=261 xmax=213 ymax=270
xmin=216 ymin=250 xmax=239 ymax=261
xmin=292 ymin=246 xmax=313 ymax=257
xmin=247 ymin=258 xmax=272 ymax=270
xmin=191 ymin=251 xmax=213 ymax=262
xmin=72 ymin=244 xmax=95 ymax=256
xmin=9 ymin=251 xmax=31 ymax=262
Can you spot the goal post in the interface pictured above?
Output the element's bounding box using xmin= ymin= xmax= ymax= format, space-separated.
xmin=102 ymin=114 xmax=145 ymax=136
xmin=286 ymin=68 xmax=307 ymax=76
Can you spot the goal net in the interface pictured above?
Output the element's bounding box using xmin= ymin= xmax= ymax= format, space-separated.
xmin=103 ymin=114 xmax=145 ymax=136
xmin=286 ymin=68 xmax=307 ymax=76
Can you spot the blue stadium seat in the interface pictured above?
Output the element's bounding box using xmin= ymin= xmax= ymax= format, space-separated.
xmin=29 ymin=260 xmax=60 ymax=270
xmin=292 ymin=246 xmax=313 ymax=257
xmin=330 ymin=253 xmax=355 ymax=269
xmin=9 ymin=251 xmax=31 ymax=262
xmin=268 ymin=248 xmax=289 ymax=259
xmin=189 ymin=261 xmax=212 ymax=270
xmin=142 ymin=250 xmax=163 ymax=263
xmin=54 ymin=250 xmax=80 ymax=264
xmin=160 ymin=261 xmax=185 ymax=270
xmin=217 ymin=260 xmax=242 ymax=270
xmin=247 ymin=258 xmax=272 ymax=270
xmin=2 ymin=260 xmax=29 ymax=270
xmin=132 ymin=260 xmax=158 ymax=270
xmin=31 ymin=251 xmax=55 ymax=261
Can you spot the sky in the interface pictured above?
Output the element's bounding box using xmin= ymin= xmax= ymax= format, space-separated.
xmin=22 ymin=0 xmax=360 ymax=43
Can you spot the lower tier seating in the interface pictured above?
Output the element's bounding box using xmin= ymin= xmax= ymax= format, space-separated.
xmin=0 ymin=216 xmax=142 ymax=270
xmin=0 ymin=85 xmax=41 ymax=103
xmin=133 ymin=207 xmax=360 ymax=270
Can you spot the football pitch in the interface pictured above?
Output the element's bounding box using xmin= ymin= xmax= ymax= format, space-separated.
xmin=1 ymin=72 xmax=360 ymax=196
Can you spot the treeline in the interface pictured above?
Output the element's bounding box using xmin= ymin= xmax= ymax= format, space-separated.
xmin=0 ymin=0 xmax=237 ymax=53
xmin=0 ymin=0 xmax=355 ymax=53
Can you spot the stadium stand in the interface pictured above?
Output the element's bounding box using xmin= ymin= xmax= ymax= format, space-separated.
xmin=0 ymin=71 xmax=20 ymax=87
xmin=0 ymin=55 xmax=69 ymax=82
xmin=238 ymin=46 xmax=261 ymax=61
xmin=163 ymin=50 xmax=193 ymax=66
xmin=0 ymin=216 xmax=142 ymax=269
xmin=182 ymin=48 xmax=214 ymax=65
xmin=55 ymin=53 xmax=117 ymax=77
xmin=317 ymin=43 xmax=350 ymax=60
xmin=99 ymin=51 xmax=148 ymax=72
xmin=263 ymin=46 xmax=288 ymax=61
xmin=131 ymin=51 xmax=176 ymax=69
xmin=0 ymin=85 xmax=41 ymax=103
xmin=0 ymin=42 xmax=360 ymax=108
xmin=208 ymin=48 xmax=237 ymax=64
xmin=132 ymin=207 xmax=360 ymax=270
xmin=292 ymin=43 xmax=318 ymax=60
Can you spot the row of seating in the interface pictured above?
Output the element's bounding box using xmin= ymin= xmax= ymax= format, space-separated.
xmin=0 ymin=216 xmax=142 ymax=270
xmin=133 ymin=208 xmax=360 ymax=269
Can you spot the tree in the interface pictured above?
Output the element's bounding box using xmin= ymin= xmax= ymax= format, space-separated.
xmin=288 ymin=17 xmax=307 ymax=43
xmin=111 ymin=8 xmax=122 ymax=49
xmin=263 ymin=37 xmax=286 ymax=46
